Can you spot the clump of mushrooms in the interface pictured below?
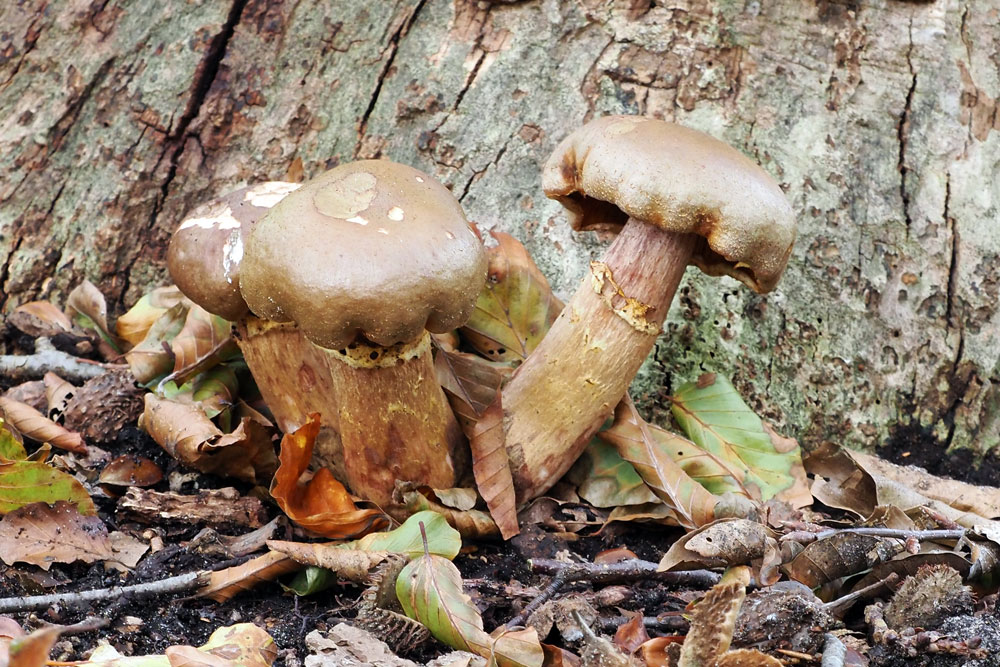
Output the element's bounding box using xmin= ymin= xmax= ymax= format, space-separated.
xmin=239 ymin=160 xmax=487 ymax=506
xmin=502 ymin=115 xmax=797 ymax=501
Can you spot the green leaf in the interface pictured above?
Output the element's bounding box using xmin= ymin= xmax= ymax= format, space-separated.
xmin=283 ymin=566 xmax=337 ymax=596
xmin=348 ymin=511 xmax=461 ymax=558
xmin=0 ymin=421 xmax=27 ymax=462
xmin=396 ymin=553 xmax=543 ymax=666
xmin=670 ymin=374 xmax=807 ymax=503
xmin=460 ymin=232 xmax=562 ymax=363
xmin=0 ymin=461 xmax=96 ymax=515
xmin=569 ymin=438 xmax=658 ymax=508
xmin=125 ymin=303 xmax=189 ymax=384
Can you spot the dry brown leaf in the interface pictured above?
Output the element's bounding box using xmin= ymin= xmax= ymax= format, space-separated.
xmin=0 ymin=397 xmax=86 ymax=454
xmin=65 ymin=279 xmax=120 ymax=355
xmin=395 ymin=483 xmax=500 ymax=540
xmin=42 ymin=372 xmax=75 ymax=417
xmin=434 ymin=347 xmax=509 ymax=432
xmin=141 ymin=394 xmax=276 ymax=484
xmin=116 ymin=286 xmax=190 ymax=346
xmin=716 ymin=649 xmax=784 ymax=666
xmin=108 ymin=530 xmax=150 ymax=570
xmin=266 ymin=540 xmax=393 ymax=582
xmin=8 ymin=625 xmax=62 ymax=667
xmin=600 ymin=398 xmax=717 ymax=529
xmin=660 ymin=519 xmax=781 ymax=585
xmin=783 ymin=532 xmax=902 ymax=588
xmin=167 ymin=304 xmax=239 ymax=385
xmin=269 ymin=416 xmax=388 ymax=538
xmin=0 ymin=501 xmax=112 ymax=570
xmin=200 ymin=551 xmax=301 ymax=603
xmin=613 ymin=611 xmax=650 ymax=656
xmin=8 ymin=301 xmax=75 ymax=337
xmin=100 ymin=454 xmax=163 ymax=489
xmin=468 ymin=392 xmax=518 ymax=539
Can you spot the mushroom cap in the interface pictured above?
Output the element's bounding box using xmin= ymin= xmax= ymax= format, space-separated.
xmin=239 ymin=160 xmax=488 ymax=350
xmin=167 ymin=181 xmax=301 ymax=320
xmin=542 ymin=115 xmax=796 ymax=293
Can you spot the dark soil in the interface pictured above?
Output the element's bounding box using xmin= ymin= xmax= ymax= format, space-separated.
xmin=879 ymin=423 xmax=1000 ymax=487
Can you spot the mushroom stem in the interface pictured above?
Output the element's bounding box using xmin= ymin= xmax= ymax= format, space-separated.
xmin=236 ymin=317 xmax=345 ymax=477
xmin=318 ymin=331 xmax=467 ymax=507
xmin=503 ymin=218 xmax=697 ymax=501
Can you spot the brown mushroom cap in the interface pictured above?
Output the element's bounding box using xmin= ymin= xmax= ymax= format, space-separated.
xmin=239 ymin=160 xmax=488 ymax=350
xmin=167 ymin=182 xmax=301 ymax=320
xmin=542 ymin=115 xmax=796 ymax=293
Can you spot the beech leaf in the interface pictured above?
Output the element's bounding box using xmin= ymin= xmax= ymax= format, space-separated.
xmin=396 ymin=484 xmax=500 ymax=540
xmin=8 ymin=301 xmax=74 ymax=338
xmin=599 ymin=398 xmax=717 ymax=528
xmin=116 ymin=286 xmax=190 ymax=347
xmin=0 ymin=397 xmax=87 ymax=454
xmin=434 ymin=346 xmax=508 ymax=431
xmin=469 ymin=392 xmax=519 ymax=539
xmin=269 ymin=415 xmax=389 ymax=538
xmin=569 ymin=439 xmax=658 ymax=508
xmin=0 ymin=421 xmax=27 ymax=462
xmin=0 ymin=460 xmax=96 ymax=516
xmin=460 ymin=231 xmax=562 ymax=362
xmin=351 ymin=510 xmax=461 ymax=558
xmin=396 ymin=552 xmax=543 ymax=666
xmin=165 ymin=304 xmax=239 ymax=386
xmin=0 ymin=501 xmax=112 ymax=570
xmin=200 ymin=552 xmax=301 ymax=603
xmin=671 ymin=374 xmax=809 ymax=504
xmin=65 ymin=279 xmax=120 ymax=352
xmin=126 ymin=302 xmax=189 ymax=384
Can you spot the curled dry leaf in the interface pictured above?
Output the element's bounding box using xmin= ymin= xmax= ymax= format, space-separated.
xmin=116 ymin=286 xmax=190 ymax=346
xmin=469 ymin=392 xmax=519 ymax=539
xmin=166 ymin=304 xmax=239 ymax=386
xmin=125 ymin=302 xmax=189 ymax=384
xmin=0 ymin=501 xmax=112 ymax=570
xmin=7 ymin=625 xmax=62 ymax=667
xmin=0 ymin=397 xmax=86 ymax=454
xmin=42 ymin=372 xmax=75 ymax=418
xmin=460 ymin=231 xmax=563 ymax=363
xmin=65 ymin=279 xmax=120 ymax=354
xmin=200 ymin=551 xmax=302 ymax=603
xmin=9 ymin=301 xmax=74 ymax=337
xmin=141 ymin=394 xmax=276 ymax=484
xmin=187 ymin=622 xmax=277 ymax=667
xmin=600 ymin=398 xmax=717 ymax=529
xmin=434 ymin=346 xmax=509 ymax=431
xmin=269 ymin=415 xmax=388 ymax=538
xmin=266 ymin=542 xmax=393 ymax=583
xmin=395 ymin=483 xmax=500 ymax=540
xmin=659 ymin=519 xmax=781 ymax=585
xmin=678 ymin=580 xmax=747 ymax=667
xmin=613 ymin=611 xmax=650 ymax=656
xmin=783 ymin=532 xmax=902 ymax=588
xmin=670 ymin=374 xmax=810 ymax=506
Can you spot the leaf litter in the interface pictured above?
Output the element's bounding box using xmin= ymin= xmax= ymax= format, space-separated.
xmin=0 ymin=238 xmax=998 ymax=667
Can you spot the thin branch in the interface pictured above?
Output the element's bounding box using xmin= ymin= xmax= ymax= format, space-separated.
xmin=0 ymin=570 xmax=209 ymax=614
xmin=529 ymin=558 xmax=721 ymax=588
xmin=506 ymin=569 xmax=568 ymax=629
xmin=0 ymin=339 xmax=114 ymax=383
xmin=813 ymin=528 xmax=965 ymax=542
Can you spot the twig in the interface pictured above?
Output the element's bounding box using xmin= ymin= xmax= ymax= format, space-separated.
xmin=596 ymin=615 xmax=688 ymax=633
xmin=0 ymin=571 xmax=209 ymax=614
xmin=529 ymin=558 xmax=721 ymax=588
xmin=812 ymin=527 xmax=965 ymax=542
xmin=0 ymin=338 xmax=114 ymax=383
xmin=821 ymin=633 xmax=846 ymax=667
xmin=506 ymin=569 xmax=569 ymax=628
xmin=822 ymin=572 xmax=899 ymax=618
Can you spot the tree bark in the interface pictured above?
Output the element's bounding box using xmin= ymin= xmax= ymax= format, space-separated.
xmin=2 ymin=0 xmax=998 ymax=455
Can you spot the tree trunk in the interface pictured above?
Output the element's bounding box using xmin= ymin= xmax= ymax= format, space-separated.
xmin=2 ymin=0 xmax=998 ymax=456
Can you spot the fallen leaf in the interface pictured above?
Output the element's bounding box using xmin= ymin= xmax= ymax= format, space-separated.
xmin=141 ymin=394 xmax=276 ymax=484
xmin=351 ymin=510 xmax=462 ymax=558
xmin=0 ymin=460 xmax=95 ymax=516
xmin=659 ymin=519 xmax=780 ymax=585
xmin=434 ymin=346 xmax=509 ymax=432
xmin=460 ymin=231 xmax=562 ymax=362
xmin=116 ymin=286 xmax=190 ymax=346
xmin=783 ymin=532 xmax=902 ymax=588
xmin=0 ymin=420 xmax=28 ymax=462
xmin=8 ymin=625 xmax=62 ymax=667
xmin=396 ymin=552 xmax=543 ymax=667
xmin=0 ymin=501 xmax=112 ymax=570
xmin=600 ymin=398 xmax=717 ymax=528
xmin=570 ymin=438 xmax=658 ymax=508
xmin=613 ymin=611 xmax=650 ymax=655
xmin=0 ymin=397 xmax=87 ymax=454
xmin=267 ymin=544 xmax=393 ymax=582
xmin=8 ymin=301 xmax=75 ymax=338
xmin=200 ymin=552 xmax=301 ymax=603
xmin=269 ymin=416 xmax=388 ymax=538
xmin=42 ymin=372 xmax=75 ymax=418
xmin=108 ymin=530 xmax=150 ymax=569
xmin=165 ymin=304 xmax=239 ymax=386
xmin=65 ymin=279 xmax=120 ymax=354
xmin=468 ymin=393 xmax=519 ymax=539
xmin=395 ymin=484 xmax=500 ymax=540
xmin=671 ymin=374 xmax=809 ymax=505
xmin=125 ymin=302 xmax=189 ymax=384
xmin=190 ymin=622 xmax=277 ymax=667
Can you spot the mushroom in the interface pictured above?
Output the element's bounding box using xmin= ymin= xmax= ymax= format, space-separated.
xmin=502 ymin=115 xmax=797 ymax=501
xmin=167 ymin=181 xmax=345 ymax=473
xmin=239 ymin=160 xmax=487 ymax=506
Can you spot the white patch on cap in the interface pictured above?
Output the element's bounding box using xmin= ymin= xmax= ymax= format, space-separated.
xmin=221 ymin=229 xmax=243 ymax=284
xmin=245 ymin=181 xmax=301 ymax=208
xmin=178 ymin=209 xmax=240 ymax=231
xmin=415 ymin=176 xmax=424 ymax=183
xmin=445 ymin=231 xmax=455 ymax=239
xmin=346 ymin=216 xmax=369 ymax=225
xmin=387 ymin=206 xmax=404 ymax=221
xmin=377 ymin=227 xmax=390 ymax=235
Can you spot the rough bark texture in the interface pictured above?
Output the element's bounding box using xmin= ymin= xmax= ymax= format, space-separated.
xmin=2 ymin=1 xmax=999 ymax=455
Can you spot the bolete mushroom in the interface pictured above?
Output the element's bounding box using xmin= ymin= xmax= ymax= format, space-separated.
xmin=239 ymin=160 xmax=487 ymax=506
xmin=502 ymin=115 xmax=797 ymax=501
xmin=167 ymin=181 xmax=345 ymax=472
